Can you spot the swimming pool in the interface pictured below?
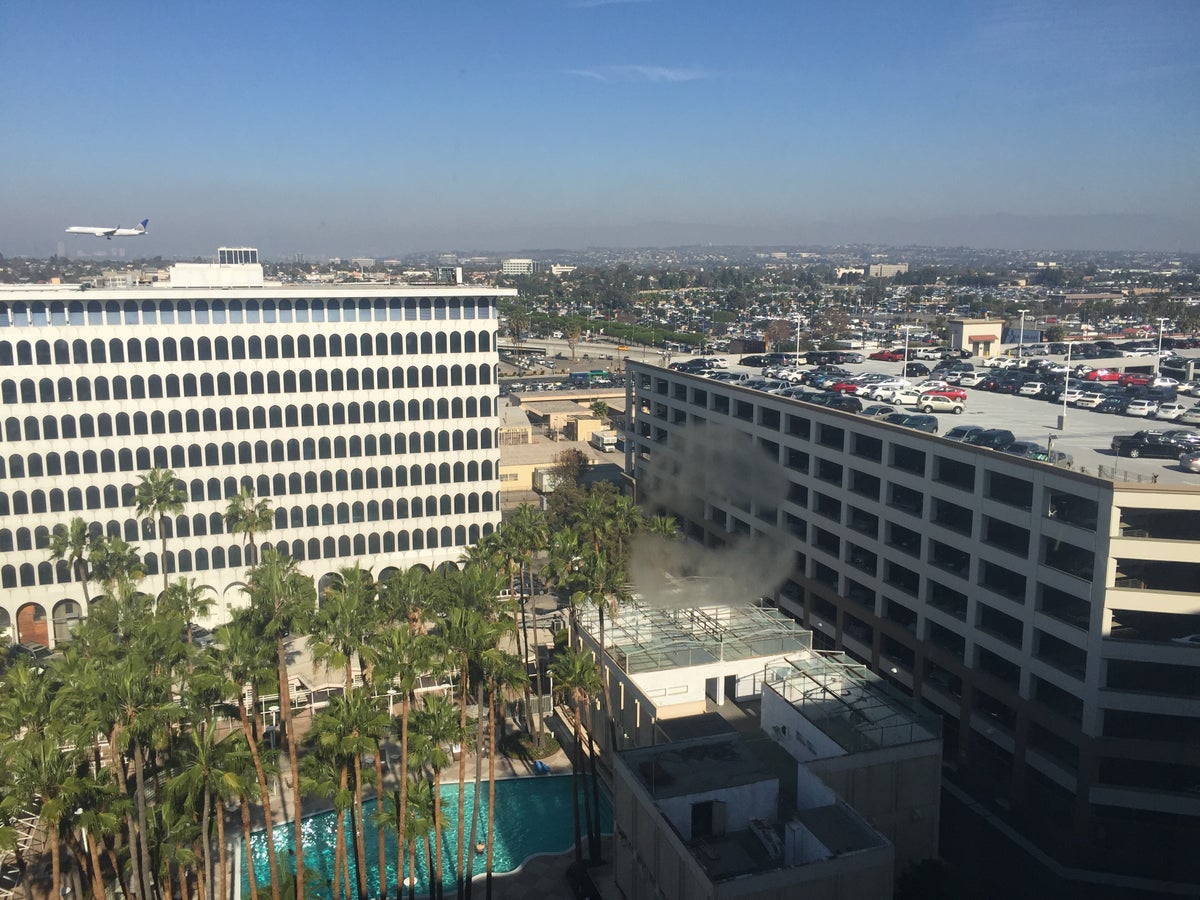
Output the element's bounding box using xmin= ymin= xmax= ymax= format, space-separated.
xmin=242 ymin=775 xmax=611 ymax=896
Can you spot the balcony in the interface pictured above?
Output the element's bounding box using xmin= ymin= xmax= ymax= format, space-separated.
xmin=1117 ymin=507 xmax=1200 ymax=541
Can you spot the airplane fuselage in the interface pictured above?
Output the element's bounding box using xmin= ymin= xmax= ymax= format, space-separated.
xmin=65 ymin=219 xmax=149 ymax=239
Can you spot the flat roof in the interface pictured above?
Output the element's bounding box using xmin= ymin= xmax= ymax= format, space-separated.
xmin=766 ymin=652 xmax=941 ymax=753
xmin=575 ymin=601 xmax=812 ymax=675
xmin=622 ymin=736 xmax=774 ymax=800
xmin=633 ymin=359 xmax=1200 ymax=488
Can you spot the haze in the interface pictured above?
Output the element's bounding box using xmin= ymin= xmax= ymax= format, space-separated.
xmin=2 ymin=1 xmax=1198 ymax=258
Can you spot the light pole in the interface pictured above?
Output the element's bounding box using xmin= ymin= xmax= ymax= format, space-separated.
xmin=795 ymin=310 xmax=802 ymax=359
xmin=901 ymin=324 xmax=916 ymax=379
xmin=1156 ymin=317 xmax=1169 ymax=373
xmin=1059 ymin=340 xmax=1073 ymax=430
xmin=1017 ymin=308 xmax=1030 ymax=359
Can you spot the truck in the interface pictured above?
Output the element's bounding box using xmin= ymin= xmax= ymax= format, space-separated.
xmin=590 ymin=431 xmax=619 ymax=453
xmin=532 ymin=469 xmax=562 ymax=493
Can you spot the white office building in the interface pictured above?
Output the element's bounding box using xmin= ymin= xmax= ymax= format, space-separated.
xmin=624 ymin=360 xmax=1200 ymax=889
xmin=501 ymin=258 xmax=539 ymax=276
xmin=0 ymin=253 xmax=516 ymax=646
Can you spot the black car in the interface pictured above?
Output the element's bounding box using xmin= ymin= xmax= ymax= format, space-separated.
xmin=1112 ymin=430 xmax=1200 ymax=459
xmin=962 ymin=428 xmax=1016 ymax=450
xmin=904 ymin=362 xmax=931 ymax=377
xmin=884 ymin=412 xmax=939 ymax=434
xmin=1094 ymin=396 xmax=1132 ymax=414
xmin=943 ymin=424 xmax=985 ymax=442
xmin=1048 ymin=343 xmax=1069 ymax=355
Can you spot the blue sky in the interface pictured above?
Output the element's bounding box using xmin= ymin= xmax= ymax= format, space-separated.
xmin=2 ymin=0 xmax=1198 ymax=257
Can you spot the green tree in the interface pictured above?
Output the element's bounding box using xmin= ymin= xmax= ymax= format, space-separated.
xmin=48 ymin=516 xmax=95 ymax=607
xmin=410 ymin=694 xmax=462 ymax=900
xmin=133 ymin=467 xmax=187 ymax=594
xmin=480 ymin=650 xmax=527 ymax=899
xmin=550 ymin=648 xmax=603 ymax=868
xmin=589 ymin=400 xmax=609 ymax=423
xmin=225 ymin=485 xmax=275 ymax=568
xmin=243 ymin=549 xmax=317 ymax=900
xmin=564 ymin=322 xmax=583 ymax=360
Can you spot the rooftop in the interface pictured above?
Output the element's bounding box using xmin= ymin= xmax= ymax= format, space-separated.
xmin=765 ymin=652 xmax=940 ymax=754
xmin=575 ymin=600 xmax=812 ymax=675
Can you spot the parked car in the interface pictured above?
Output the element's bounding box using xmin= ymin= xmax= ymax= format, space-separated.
xmin=1125 ymin=399 xmax=1159 ymax=418
xmin=869 ymin=349 xmax=904 ymax=362
xmin=1180 ymin=451 xmax=1200 ymax=474
xmin=1153 ymin=402 xmax=1188 ymax=421
xmin=883 ymin=413 xmax=939 ymax=434
xmin=1118 ymin=372 xmax=1153 ymax=387
xmin=1018 ymin=381 xmax=1050 ymax=398
xmin=943 ymin=424 xmax=985 ymax=442
xmin=962 ymin=428 xmax=1016 ymax=451
xmin=5 ymin=642 xmax=52 ymax=671
xmin=1073 ymin=392 xmax=1106 ymax=409
xmin=859 ymin=404 xmax=897 ymax=419
xmin=918 ymin=394 xmax=965 ymax=414
xmin=1112 ymin=430 xmax=1200 ymax=459
xmin=1178 ymin=405 xmax=1200 ymax=426
xmin=1084 ymin=368 xmax=1121 ymax=382
xmin=903 ymin=362 xmax=931 ymax=378
xmin=958 ymin=372 xmax=988 ymax=388
xmin=1094 ymin=396 xmax=1132 ymax=415
xmin=922 ymin=387 xmax=967 ymax=402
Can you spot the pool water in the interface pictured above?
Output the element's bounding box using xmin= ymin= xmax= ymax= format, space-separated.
xmin=242 ymin=774 xmax=611 ymax=896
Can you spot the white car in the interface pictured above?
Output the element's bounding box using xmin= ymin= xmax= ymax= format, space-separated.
xmin=1152 ymin=377 xmax=1179 ymax=388
xmin=1018 ymin=382 xmax=1048 ymax=397
xmin=915 ymin=379 xmax=951 ymax=391
xmin=1062 ymin=388 xmax=1085 ymax=404
xmin=958 ymin=372 xmax=987 ymax=387
xmin=1178 ymin=405 xmax=1200 ymax=426
xmin=1125 ymin=399 xmax=1159 ymax=417
xmin=887 ymin=388 xmax=924 ymax=406
xmin=1154 ymin=403 xmax=1188 ymax=421
xmin=862 ymin=379 xmax=911 ymax=401
xmin=1073 ymin=392 xmax=1106 ymax=409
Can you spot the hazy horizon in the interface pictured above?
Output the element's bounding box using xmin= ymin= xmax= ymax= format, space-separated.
xmin=2 ymin=1 xmax=1197 ymax=259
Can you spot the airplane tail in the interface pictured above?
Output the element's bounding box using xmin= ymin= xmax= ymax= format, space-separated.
xmin=137 ymin=219 xmax=149 ymax=232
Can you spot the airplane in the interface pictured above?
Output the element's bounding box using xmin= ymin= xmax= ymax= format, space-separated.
xmin=65 ymin=218 xmax=149 ymax=240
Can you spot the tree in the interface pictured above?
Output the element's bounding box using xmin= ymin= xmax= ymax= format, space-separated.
xmin=409 ymin=694 xmax=462 ymax=900
xmin=311 ymin=565 xmax=380 ymax=697
xmin=480 ymin=650 xmax=526 ymax=899
xmin=550 ymin=648 xmax=603 ymax=868
xmin=225 ymin=485 xmax=274 ymax=568
xmin=48 ymin=516 xmax=95 ymax=606
xmin=564 ymin=323 xmax=583 ymax=360
xmin=589 ymin=400 xmax=609 ymax=423
xmin=243 ymin=549 xmax=317 ymax=900
xmin=133 ymin=467 xmax=187 ymax=594
xmin=501 ymin=505 xmax=548 ymax=746
xmin=505 ymin=306 xmax=531 ymax=347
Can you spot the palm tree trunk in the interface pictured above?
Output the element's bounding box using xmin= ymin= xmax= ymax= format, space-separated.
xmin=396 ymin=702 xmax=410 ymax=900
xmin=107 ymin=846 xmax=132 ymax=900
xmin=352 ymin=745 xmax=367 ymax=900
xmin=195 ymin=842 xmax=208 ymax=900
xmin=201 ymin=788 xmax=213 ymax=900
xmin=333 ymin=767 xmax=348 ymax=900
xmin=240 ymin=799 xmax=260 ymax=900
xmin=517 ymin=598 xmax=534 ymax=737
xmin=276 ymin=637 xmax=305 ymax=900
xmin=216 ymin=801 xmax=227 ymax=900
xmin=456 ymin=662 xmax=469 ymax=900
xmin=408 ymin=832 xmax=418 ymax=900
xmin=83 ymin=830 xmax=105 ymax=900
xmin=374 ymin=750 xmax=387 ymax=900
xmin=133 ymin=741 xmax=156 ymax=900
xmin=569 ymin=703 xmax=584 ymax=868
xmin=465 ymin=682 xmax=486 ymax=900
xmin=76 ymin=557 xmax=92 ymax=606
xmin=431 ymin=772 xmax=444 ymax=900
xmin=237 ymin=697 xmax=281 ymax=900
xmin=108 ymin=726 xmax=144 ymax=900
xmin=485 ymin=687 xmax=497 ymax=900
xmin=49 ymin=828 xmax=62 ymax=900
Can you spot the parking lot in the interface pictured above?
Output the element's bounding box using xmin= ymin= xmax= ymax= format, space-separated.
xmin=709 ymin=353 xmax=1200 ymax=487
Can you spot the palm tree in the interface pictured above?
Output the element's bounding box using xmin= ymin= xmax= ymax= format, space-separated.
xmin=380 ymin=565 xmax=431 ymax=635
xmin=550 ymin=648 xmax=603 ymax=868
xmin=48 ymin=515 xmax=95 ymax=606
xmin=224 ymin=485 xmax=275 ymax=568
xmin=86 ymin=535 xmax=145 ymax=601
xmin=503 ymin=505 xmax=549 ymax=747
xmin=480 ymin=650 xmax=526 ymax=900
xmin=310 ymin=564 xmax=380 ymax=698
xmin=133 ymin=467 xmax=187 ymax=594
xmin=437 ymin=565 xmax=508 ymax=900
xmin=409 ymin=694 xmax=462 ymax=900
xmin=217 ymin=613 xmax=285 ymax=900
xmin=243 ymin=549 xmax=316 ymax=900
xmin=373 ymin=626 xmax=438 ymax=900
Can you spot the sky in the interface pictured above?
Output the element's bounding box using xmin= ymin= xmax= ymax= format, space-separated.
xmin=2 ymin=0 xmax=1199 ymax=258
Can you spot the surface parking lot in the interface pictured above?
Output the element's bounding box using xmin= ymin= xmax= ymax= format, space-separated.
xmin=714 ymin=354 xmax=1200 ymax=487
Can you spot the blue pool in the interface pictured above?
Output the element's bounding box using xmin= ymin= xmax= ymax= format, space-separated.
xmin=242 ymin=775 xmax=611 ymax=896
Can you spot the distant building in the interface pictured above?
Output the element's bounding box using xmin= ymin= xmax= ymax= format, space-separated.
xmin=864 ymin=263 xmax=909 ymax=279
xmin=549 ymin=264 xmax=576 ymax=277
xmin=947 ymin=317 xmax=1000 ymax=357
xmin=501 ymin=258 xmax=539 ymax=276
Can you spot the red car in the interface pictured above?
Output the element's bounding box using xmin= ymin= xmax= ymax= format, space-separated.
xmin=1118 ymin=372 xmax=1152 ymax=387
xmin=1085 ymin=369 xmax=1121 ymax=382
xmin=869 ymin=350 xmax=905 ymax=362
xmin=828 ymin=380 xmax=863 ymax=394
xmin=922 ymin=387 xmax=967 ymax=402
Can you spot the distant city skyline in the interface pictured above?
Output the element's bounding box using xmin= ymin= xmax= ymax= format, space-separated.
xmin=2 ymin=1 xmax=1198 ymax=258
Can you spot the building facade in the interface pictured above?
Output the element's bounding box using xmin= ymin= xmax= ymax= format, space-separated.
xmin=624 ymin=361 xmax=1200 ymax=888
xmin=0 ymin=259 xmax=516 ymax=645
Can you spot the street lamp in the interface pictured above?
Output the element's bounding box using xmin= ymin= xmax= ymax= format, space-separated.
xmin=1017 ymin=308 xmax=1030 ymax=359
xmin=900 ymin=324 xmax=917 ymax=378
xmin=1059 ymin=340 xmax=1073 ymax=430
xmin=1156 ymin=317 xmax=1169 ymax=373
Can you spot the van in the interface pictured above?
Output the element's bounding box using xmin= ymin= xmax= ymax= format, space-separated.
xmin=589 ymin=431 xmax=619 ymax=453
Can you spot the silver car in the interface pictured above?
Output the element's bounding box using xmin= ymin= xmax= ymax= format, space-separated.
xmin=1181 ymin=451 xmax=1200 ymax=474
